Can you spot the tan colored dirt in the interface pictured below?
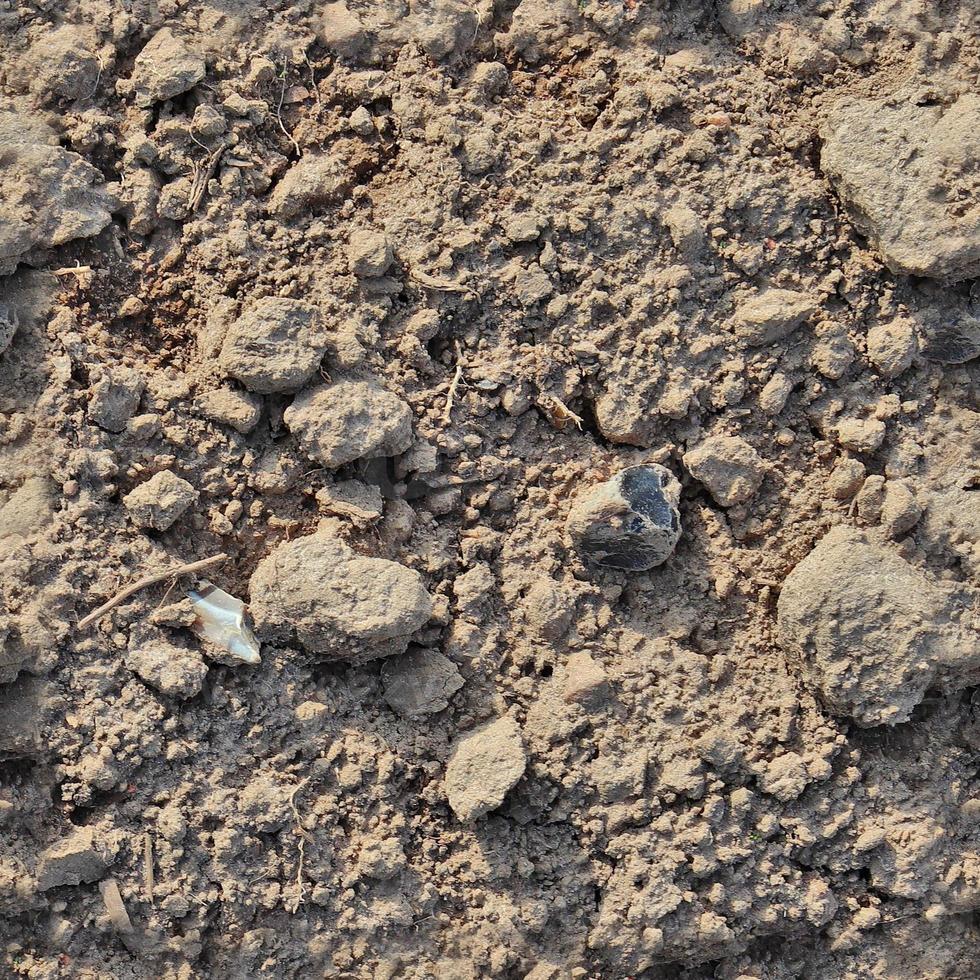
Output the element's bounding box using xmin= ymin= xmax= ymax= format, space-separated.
xmin=1 ymin=1 xmax=979 ymax=978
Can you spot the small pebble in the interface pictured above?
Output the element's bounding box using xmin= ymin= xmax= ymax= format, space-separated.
xmin=566 ymin=464 xmax=682 ymax=571
xmin=348 ymin=106 xmax=374 ymax=136
xmin=123 ymin=470 xmax=198 ymax=531
xmin=684 ymin=435 xmax=766 ymax=507
xmin=348 ymin=230 xmax=393 ymax=278
xmin=826 ymin=458 xmax=865 ymax=500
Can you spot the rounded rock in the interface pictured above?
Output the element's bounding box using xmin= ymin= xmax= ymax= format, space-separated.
xmin=248 ymin=526 xmax=432 ymax=663
xmin=284 ymin=379 xmax=413 ymax=469
xmin=218 ymin=298 xmax=325 ymax=394
xmin=566 ymin=464 xmax=682 ymax=571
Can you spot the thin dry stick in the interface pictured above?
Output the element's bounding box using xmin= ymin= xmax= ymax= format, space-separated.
xmin=76 ymin=554 xmax=228 ymax=630
xmin=143 ymin=833 xmax=155 ymax=903
xmin=286 ymin=779 xmax=312 ymax=913
xmin=189 ymin=143 xmax=228 ymax=212
xmin=88 ymin=54 xmax=104 ymax=101
xmin=409 ymin=266 xmax=480 ymax=302
xmin=442 ymin=342 xmax=465 ymax=425
xmin=276 ymin=60 xmax=301 ymax=157
xmin=303 ymin=51 xmax=322 ymax=115
xmin=52 ymin=265 xmax=94 ymax=276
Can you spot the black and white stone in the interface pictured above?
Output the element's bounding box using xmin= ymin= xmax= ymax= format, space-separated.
xmin=566 ymin=464 xmax=682 ymax=572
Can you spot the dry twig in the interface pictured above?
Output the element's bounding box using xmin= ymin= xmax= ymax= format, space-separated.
xmin=51 ymin=265 xmax=94 ymax=276
xmin=408 ymin=266 xmax=480 ymax=302
xmin=286 ymin=779 xmax=312 ymax=913
xmin=442 ymin=342 xmax=465 ymax=425
xmin=76 ymin=553 xmax=228 ymax=631
xmin=88 ymin=54 xmax=105 ymax=101
xmin=99 ymin=878 xmax=134 ymax=934
xmin=303 ymin=52 xmax=322 ymax=115
xmin=188 ymin=143 xmax=229 ymax=212
xmin=276 ymin=60 xmax=301 ymax=158
xmin=143 ymin=833 xmax=155 ymax=903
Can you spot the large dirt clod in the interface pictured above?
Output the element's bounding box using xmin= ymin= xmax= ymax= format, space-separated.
xmin=248 ymin=526 xmax=432 ymax=662
xmin=777 ymin=527 xmax=980 ymax=726
xmin=821 ymin=90 xmax=980 ymax=282
xmin=284 ymin=380 xmax=414 ymax=468
xmin=218 ymin=298 xmax=325 ymax=394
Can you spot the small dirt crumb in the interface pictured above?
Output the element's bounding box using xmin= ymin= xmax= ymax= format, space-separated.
xmin=523 ymin=579 xmax=574 ymax=642
xmin=758 ymin=372 xmax=793 ymax=414
xmin=854 ymin=475 xmax=887 ymax=523
xmin=357 ymin=837 xmax=407 ymax=880
xmin=445 ymin=715 xmax=527 ymax=821
xmin=268 ymin=153 xmax=351 ymax=218
xmin=593 ymin=750 xmax=646 ymax=802
xmin=126 ymin=640 xmax=209 ymax=699
xmin=348 ymin=230 xmax=394 ymax=278
xmin=758 ymin=752 xmax=810 ymax=802
xmin=123 ymin=470 xmax=198 ymax=531
xmin=826 ymin=457 xmax=866 ymax=500
xmin=89 ymin=368 xmax=145 ymax=432
xmin=348 ymin=106 xmax=374 ymax=136
xmin=563 ymin=651 xmax=609 ymax=706
xmin=867 ymin=317 xmax=917 ymax=378
xmin=194 ymin=388 xmax=261 ymax=434
xmin=834 ymin=417 xmax=886 ymax=453
xmin=316 ymin=480 xmax=383 ymax=524
xmin=131 ymin=28 xmax=206 ymax=105
xmin=881 ymin=480 xmax=922 ymax=539
xmin=514 ymin=264 xmax=553 ymax=307
xmin=684 ymin=435 xmax=766 ymax=507
xmin=461 ymin=131 xmax=499 ymax=174
xmin=37 ymin=827 xmax=108 ymax=890
xmin=732 ymin=288 xmax=818 ymax=346
xmin=382 ymin=648 xmax=464 ymax=717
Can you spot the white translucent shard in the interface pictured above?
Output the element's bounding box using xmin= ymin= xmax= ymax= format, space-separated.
xmin=186 ymin=580 xmax=261 ymax=665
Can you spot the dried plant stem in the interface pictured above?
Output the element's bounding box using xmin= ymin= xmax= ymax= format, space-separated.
xmin=442 ymin=342 xmax=465 ymax=425
xmin=143 ymin=833 xmax=154 ymax=903
xmin=76 ymin=553 xmax=228 ymax=630
xmin=277 ymin=60 xmax=301 ymax=157
xmin=286 ymin=779 xmax=312 ymax=913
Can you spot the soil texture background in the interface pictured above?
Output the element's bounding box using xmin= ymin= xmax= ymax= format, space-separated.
xmin=1 ymin=1 xmax=980 ymax=977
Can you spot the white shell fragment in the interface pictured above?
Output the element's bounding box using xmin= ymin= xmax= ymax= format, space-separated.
xmin=186 ymin=581 xmax=261 ymax=665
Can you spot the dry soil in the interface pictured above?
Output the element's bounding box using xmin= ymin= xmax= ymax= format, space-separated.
xmin=1 ymin=1 xmax=980 ymax=979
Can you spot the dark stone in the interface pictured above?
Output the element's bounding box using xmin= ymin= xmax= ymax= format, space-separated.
xmin=566 ymin=464 xmax=682 ymax=572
